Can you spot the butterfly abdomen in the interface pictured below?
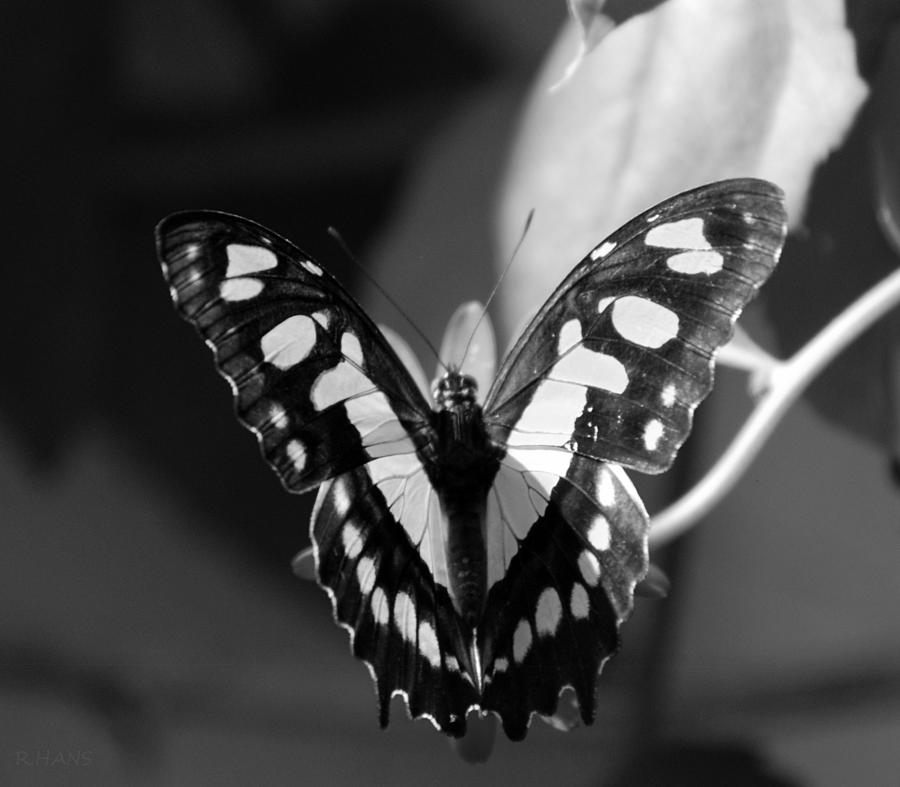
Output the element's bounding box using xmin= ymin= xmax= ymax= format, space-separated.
xmin=429 ymin=372 xmax=502 ymax=627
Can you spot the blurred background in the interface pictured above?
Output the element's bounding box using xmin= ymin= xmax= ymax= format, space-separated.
xmin=2 ymin=0 xmax=900 ymax=784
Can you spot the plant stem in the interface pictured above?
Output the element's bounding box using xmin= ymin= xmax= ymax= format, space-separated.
xmin=650 ymin=265 xmax=900 ymax=546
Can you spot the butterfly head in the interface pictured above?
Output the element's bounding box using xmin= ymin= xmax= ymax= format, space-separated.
xmin=432 ymin=371 xmax=479 ymax=411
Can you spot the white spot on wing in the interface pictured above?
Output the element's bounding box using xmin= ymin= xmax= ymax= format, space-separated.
xmin=226 ymin=244 xmax=278 ymax=276
xmin=341 ymin=389 xmax=417 ymax=456
xmin=341 ymin=332 xmax=365 ymax=365
xmin=268 ymin=402 xmax=289 ymax=430
xmin=311 ymin=363 xmax=372 ymax=411
xmin=505 ymin=379 xmax=587 ymax=446
xmin=493 ymin=657 xmax=509 ymax=674
xmin=220 ymin=278 xmax=264 ymax=301
xmin=371 ymin=587 xmax=389 ymax=626
xmin=485 ymin=446 xmax=572 ymax=584
xmin=611 ymin=296 xmax=679 ymax=349
xmin=645 ymin=218 xmax=710 ymax=249
xmin=597 ymin=295 xmax=616 ymax=313
xmin=596 ymin=467 xmax=616 ymax=507
xmin=570 ymin=584 xmax=590 ymax=619
xmin=342 ymin=522 xmax=363 ymax=558
xmin=286 ymin=438 xmax=307 ymax=473
xmin=590 ymin=240 xmax=617 ymax=260
xmin=661 ymin=383 xmax=677 ymax=407
xmin=393 ymin=591 xmax=417 ymax=642
xmin=507 ymin=316 xmax=631 ymax=449
xmin=553 ymin=351 xmax=628 ymax=393
xmin=487 ymin=465 xmax=535 ymax=540
xmin=587 ymin=514 xmax=611 ymax=551
xmin=505 ymin=447 xmax=571 ymax=495
xmin=261 ymin=315 xmax=316 ymax=370
xmin=312 ymin=333 xmax=369 ymax=411
xmin=535 ymin=588 xmax=563 ymax=637
xmin=356 ymin=555 xmax=377 ymax=595
xmin=418 ymin=620 xmax=441 ymax=668
xmin=332 ymin=477 xmax=352 ymax=517
xmin=367 ymin=454 xmax=447 ymax=586
xmin=557 ymin=319 xmax=582 ymax=353
xmin=513 ymin=619 xmax=532 ymax=663
xmin=301 ymin=259 xmax=324 ymax=276
xmin=667 ymin=250 xmax=724 ymax=275
xmin=359 ymin=416 xmax=417 ymax=457
xmin=312 ymin=310 xmax=330 ymax=329
xmin=643 ymin=419 xmax=664 ymax=451
xmin=578 ymin=549 xmax=601 ymax=587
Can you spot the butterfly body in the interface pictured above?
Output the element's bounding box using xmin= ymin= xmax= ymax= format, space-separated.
xmin=426 ymin=371 xmax=499 ymax=626
xmin=156 ymin=178 xmax=787 ymax=740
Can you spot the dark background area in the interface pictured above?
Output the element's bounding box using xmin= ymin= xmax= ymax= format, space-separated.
xmin=2 ymin=0 xmax=512 ymax=566
xmin=2 ymin=2 xmax=899 ymax=785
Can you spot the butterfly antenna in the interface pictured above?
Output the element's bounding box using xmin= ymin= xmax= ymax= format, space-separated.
xmin=327 ymin=227 xmax=447 ymax=374
xmin=459 ymin=209 xmax=534 ymax=368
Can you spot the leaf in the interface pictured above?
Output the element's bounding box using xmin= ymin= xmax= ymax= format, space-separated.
xmin=495 ymin=0 xmax=867 ymax=340
xmin=555 ymin=0 xmax=668 ymax=88
xmin=764 ymin=19 xmax=900 ymax=456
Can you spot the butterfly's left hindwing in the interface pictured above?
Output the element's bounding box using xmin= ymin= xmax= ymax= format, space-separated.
xmin=156 ymin=211 xmax=433 ymax=494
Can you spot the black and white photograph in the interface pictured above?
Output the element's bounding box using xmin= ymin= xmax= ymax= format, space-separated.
xmin=2 ymin=1 xmax=899 ymax=784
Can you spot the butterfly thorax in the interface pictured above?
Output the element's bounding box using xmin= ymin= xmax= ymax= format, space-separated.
xmin=432 ymin=369 xmax=478 ymax=410
xmin=428 ymin=371 xmax=502 ymax=627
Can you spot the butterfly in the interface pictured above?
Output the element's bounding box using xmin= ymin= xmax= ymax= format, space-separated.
xmin=156 ymin=178 xmax=787 ymax=741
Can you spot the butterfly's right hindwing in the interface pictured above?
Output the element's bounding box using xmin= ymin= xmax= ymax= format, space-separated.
xmin=156 ymin=211 xmax=434 ymax=494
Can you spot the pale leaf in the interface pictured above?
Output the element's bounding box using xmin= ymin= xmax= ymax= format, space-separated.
xmin=496 ymin=0 xmax=867 ymax=336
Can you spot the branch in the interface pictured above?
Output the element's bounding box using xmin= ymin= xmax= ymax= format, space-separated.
xmin=650 ymin=266 xmax=900 ymax=546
